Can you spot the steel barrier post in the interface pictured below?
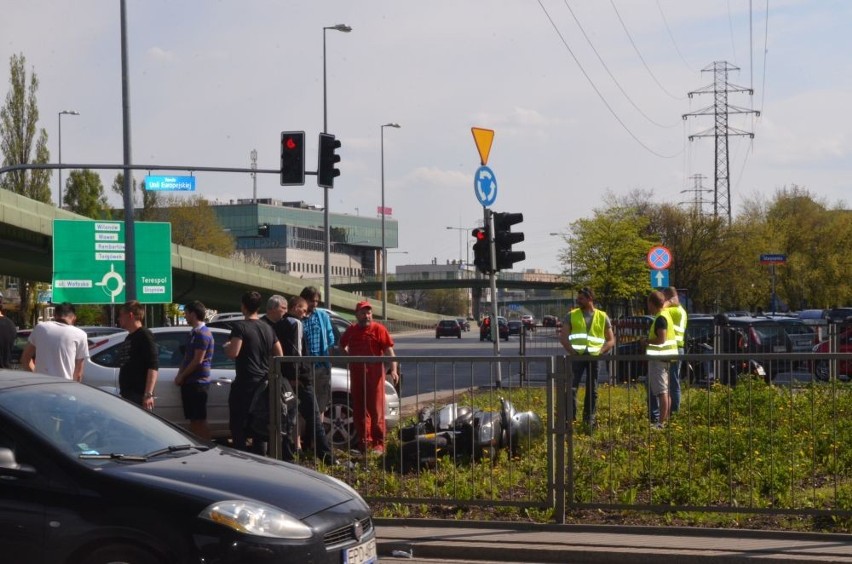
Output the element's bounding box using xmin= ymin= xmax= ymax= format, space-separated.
xmin=267 ymin=357 xmax=283 ymax=460
xmin=554 ymin=354 xmax=567 ymax=523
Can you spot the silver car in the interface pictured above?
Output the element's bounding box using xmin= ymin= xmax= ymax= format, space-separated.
xmin=83 ymin=326 xmax=399 ymax=448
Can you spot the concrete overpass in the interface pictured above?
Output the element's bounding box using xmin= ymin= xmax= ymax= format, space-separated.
xmin=0 ymin=189 xmax=441 ymax=323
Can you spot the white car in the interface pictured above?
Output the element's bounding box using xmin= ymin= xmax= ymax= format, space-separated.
xmin=83 ymin=326 xmax=399 ymax=448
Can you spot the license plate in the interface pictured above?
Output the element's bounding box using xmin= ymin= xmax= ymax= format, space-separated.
xmin=343 ymin=538 xmax=376 ymax=564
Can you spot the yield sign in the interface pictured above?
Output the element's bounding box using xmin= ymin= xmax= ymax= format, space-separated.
xmin=471 ymin=127 xmax=494 ymax=165
xmin=647 ymin=246 xmax=672 ymax=270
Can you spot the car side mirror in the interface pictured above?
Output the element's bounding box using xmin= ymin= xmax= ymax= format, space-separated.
xmin=0 ymin=447 xmax=36 ymax=478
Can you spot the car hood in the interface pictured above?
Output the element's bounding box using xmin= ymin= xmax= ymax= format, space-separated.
xmin=104 ymin=447 xmax=362 ymax=519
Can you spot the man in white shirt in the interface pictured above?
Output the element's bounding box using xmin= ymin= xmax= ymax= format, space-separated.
xmin=21 ymin=302 xmax=89 ymax=381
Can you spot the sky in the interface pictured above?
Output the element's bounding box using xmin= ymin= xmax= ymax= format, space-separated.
xmin=2 ymin=1 xmax=851 ymax=274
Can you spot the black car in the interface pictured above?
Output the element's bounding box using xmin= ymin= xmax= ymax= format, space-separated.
xmin=436 ymin=319 xmax=462 ymax=339
xmin=0 ymin=371 xmax=376 ymax=564
xmin=507 ymin=320 xmax=523 ymax=336
xmin=456 ymin=318 xmax=471 ymax=332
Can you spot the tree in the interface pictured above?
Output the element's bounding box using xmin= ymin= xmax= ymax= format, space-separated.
xmin=566 ymin=206 xmax=655 ymax=315
xmin=64 ymin=169 xmax=108 ymax=219
xmin=0 ymin=53 xmax=51 ymax=326
xmin=111 ymin=173 xmax=160 ymax=220
xmin=421 ymin=288 xmax=467 ymax=316
xmin=144 ymin=195 xmax=235 ymax=257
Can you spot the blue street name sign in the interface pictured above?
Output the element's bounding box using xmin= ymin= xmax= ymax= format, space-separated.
xmin=759 ymin=254 xmax=787 ymax=265
xmin=145 ymin=175 xmax=196 ymax=191
xmin=650 ymin=269 xmax=669 ymax=288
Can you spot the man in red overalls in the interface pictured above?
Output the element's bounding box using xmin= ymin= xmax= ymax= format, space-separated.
xmin=340 ymin=300 xmax=398 ymax=455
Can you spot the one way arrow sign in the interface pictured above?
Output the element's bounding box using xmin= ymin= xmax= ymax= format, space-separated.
xmin=651 ymin=269 xmax=669 ymax=288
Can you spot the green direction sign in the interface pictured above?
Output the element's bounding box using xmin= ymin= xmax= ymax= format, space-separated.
xmin=52 ymin=220 xmax=172 ymax=305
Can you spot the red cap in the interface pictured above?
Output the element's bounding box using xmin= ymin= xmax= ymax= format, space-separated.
xmin=355 ymin=300 xmax=373 ymax=312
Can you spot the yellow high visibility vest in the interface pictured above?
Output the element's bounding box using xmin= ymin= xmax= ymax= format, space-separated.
xmin=667 ymin=304 xmax=687 ymax=347
xmin=646 ymin=310 xmax=678 ymax=356
xmin=568 ymin=308 xmax=608 ymax=355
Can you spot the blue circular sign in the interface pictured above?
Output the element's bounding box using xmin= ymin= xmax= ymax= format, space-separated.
xmin=474 ymin=166 xmax=497 ymax=207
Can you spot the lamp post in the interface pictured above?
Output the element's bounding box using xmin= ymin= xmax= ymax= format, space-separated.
xmin=550 ymin=232 xmax=573 ymax=283
xmin=445 ymin=225 xmax=471 ymax=266
xmin=57 ymin=110 xmax=80 ymax=207
xmin=380 ymin=122 xmax=401 ymax=321
xmin=322 ymin=23 xmax=352 ymax=311
xmin=250 ymin=149 xmax=257 ymax=203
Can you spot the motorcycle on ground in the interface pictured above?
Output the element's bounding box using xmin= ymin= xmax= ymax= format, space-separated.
xmin=397 ymin=398 xmax=542 ymax=472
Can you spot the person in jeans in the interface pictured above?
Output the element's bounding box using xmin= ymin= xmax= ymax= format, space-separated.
xmin=559 ymin=287 xmax=615 ymax=431
xmin=223 ymin=291 xmax=282 ymax=453
xmin=174 ymin=301 xmax=214 ymax=440
xmin=263 ymin=295 xmax=336 ymax=464
xmin=299 ymin=286 xmax=335 ymax=418
xmin=117 ymin=300 xmax=159 ymax=410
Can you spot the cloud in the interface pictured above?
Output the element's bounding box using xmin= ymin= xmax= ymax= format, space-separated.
xmin=146 ymin=47 xmax=175 ymax=62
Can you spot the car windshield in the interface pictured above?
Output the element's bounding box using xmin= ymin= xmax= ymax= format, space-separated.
xmin=0 ymin=382 xmax=204 ymax=465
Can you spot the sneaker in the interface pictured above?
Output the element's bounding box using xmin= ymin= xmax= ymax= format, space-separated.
xmin=651 ymin=422 xmax=664 ymax=430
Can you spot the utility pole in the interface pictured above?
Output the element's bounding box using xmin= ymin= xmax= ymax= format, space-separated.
xmin=682 ymin=61 xmax=759 ymax=224
xmin=679 ymin=173 xmax=712 ymax=216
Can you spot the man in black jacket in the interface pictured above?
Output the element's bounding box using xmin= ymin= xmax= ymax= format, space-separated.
xmin=263 ymin=295 xmax=335 ymax=464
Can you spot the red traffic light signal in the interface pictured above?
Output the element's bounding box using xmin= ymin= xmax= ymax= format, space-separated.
xmin=472 ymin=227 xmax=492 ymax=274
xmin=280 ymin=131 xmax=305 ymax=186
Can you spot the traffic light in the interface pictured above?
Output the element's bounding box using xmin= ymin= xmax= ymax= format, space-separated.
xmin=472 ymin=227 xmax=492 ymax=274
xmin=280 ymin=131 xmax=306 ymax=186
xmin=493 ymin=212 xmax=525 ymax=271
xmin=318 ymin=133 xmax=342 ymax=188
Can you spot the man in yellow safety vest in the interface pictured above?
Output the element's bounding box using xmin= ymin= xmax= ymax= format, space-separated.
xmin=559 ymin=287 xmax=615 ymax=431
xmin=641 ymin=290 xmax=678 ymax=427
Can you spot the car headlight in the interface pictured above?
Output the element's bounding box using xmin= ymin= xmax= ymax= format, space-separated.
xmin=200 ymin=500 xmax=312 ymax=539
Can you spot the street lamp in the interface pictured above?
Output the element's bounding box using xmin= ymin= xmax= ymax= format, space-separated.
xmin=550 ymin=232 xmax=573 ymax=283
xmin=322 ymin=23 xmax=352 ymax=311
xmin=57 ymin=110 xmax=80 ymax=207
xmin=445 ymin=225 xmax=471 ymax=266
xmin=380 ymin=122 xmax=401 ymax=321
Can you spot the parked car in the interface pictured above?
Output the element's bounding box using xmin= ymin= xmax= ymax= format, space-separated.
xmin=812 ymin=328 xmax=852 ymax=381
xmin=507 ymin=320 xmax=523 ymax=336
xmin=436 ymin=319 xmax=462 ymax=339
xmin=0 ymin=371 xmax=376 ymax=564
xmin=10 ymin=326 xmax=125 ymax=369
xmin=83 ymin=327 xmax=399 ymax=448
xmin=456 ymin=317 xmax=471 ymax=332
xmin=480 ymin=316 xmax=509 ymax=341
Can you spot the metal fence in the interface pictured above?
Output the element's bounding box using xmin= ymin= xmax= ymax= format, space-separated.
xmin=267 ymin=324 xmax=852 ymax=524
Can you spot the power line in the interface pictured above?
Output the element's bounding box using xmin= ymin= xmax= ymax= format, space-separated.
xmin=562 ymin=0 xmax=680 ymax=127
xmin=537 ymin=0 xmax=681 ymax=159
xmin=609 ymin=0 xmax=685 ymax=101
xmin=656 ymin=0 xmax=692 ymax=70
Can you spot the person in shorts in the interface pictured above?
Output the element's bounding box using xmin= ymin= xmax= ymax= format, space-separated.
xmin=174 ymin=301 xmax=214 ymax=440
xmin=641 ymin=291 xmax=677 ymax=427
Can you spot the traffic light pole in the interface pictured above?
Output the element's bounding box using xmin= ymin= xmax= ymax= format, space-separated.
xmin=485 ymin=208 xmax=502 ymax=388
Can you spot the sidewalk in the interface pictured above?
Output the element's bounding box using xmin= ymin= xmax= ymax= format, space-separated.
xmin=375 ymin=519 xmax=852 ymax=563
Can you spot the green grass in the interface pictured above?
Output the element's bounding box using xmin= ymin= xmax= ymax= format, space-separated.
xmin=327 ymin=378 xmax=852 ymax=532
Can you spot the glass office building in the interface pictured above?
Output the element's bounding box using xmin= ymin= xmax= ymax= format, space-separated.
xmin=211 ymin=199 xmax=397 ymax=281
